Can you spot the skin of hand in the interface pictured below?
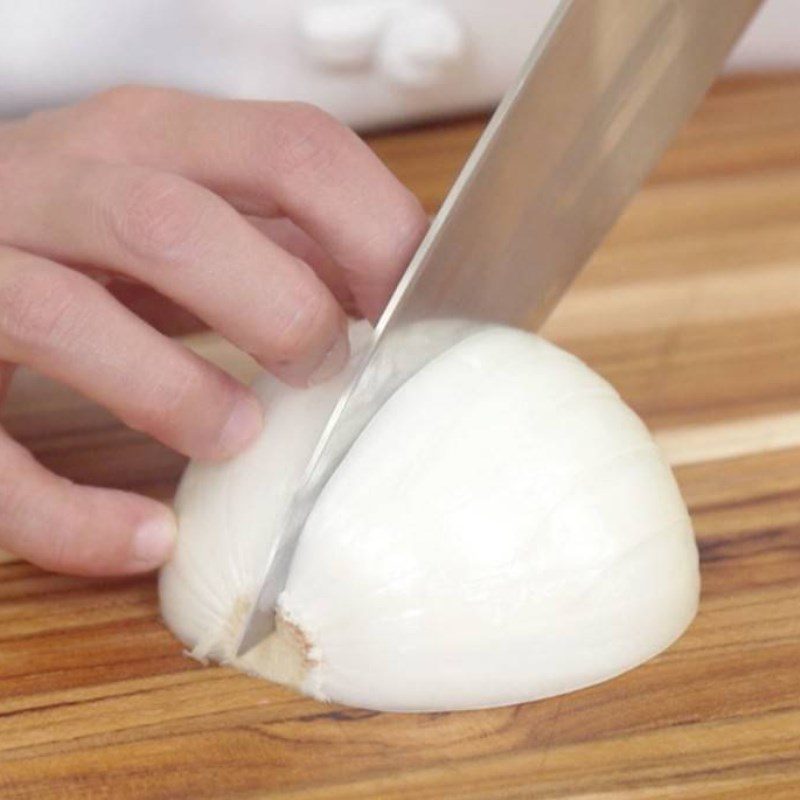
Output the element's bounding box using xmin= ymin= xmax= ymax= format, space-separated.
xmin=0 ymin=86 xmax=428 ymax=577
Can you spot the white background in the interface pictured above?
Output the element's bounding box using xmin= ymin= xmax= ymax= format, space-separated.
xmin=0 ymin=0 xmax=795 ymax=129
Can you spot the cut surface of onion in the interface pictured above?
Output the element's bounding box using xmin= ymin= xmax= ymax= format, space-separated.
xmin=160 ymin=323 xmax=699 ymax=712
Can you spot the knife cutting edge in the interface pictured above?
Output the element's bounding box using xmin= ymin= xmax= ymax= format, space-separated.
xmin=236 ymin=0 xmax=762 ymax=657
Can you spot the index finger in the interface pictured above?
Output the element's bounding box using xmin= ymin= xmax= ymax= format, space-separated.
xmin=62 ymin=87 xmax=429 ymax=320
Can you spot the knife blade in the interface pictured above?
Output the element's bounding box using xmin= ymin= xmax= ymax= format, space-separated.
xmin=236 ymin=0 xmax=762 ymax=656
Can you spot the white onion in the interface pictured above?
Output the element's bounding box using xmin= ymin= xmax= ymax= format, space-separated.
xmin=160 ymin=323 xmax=699 ymax=712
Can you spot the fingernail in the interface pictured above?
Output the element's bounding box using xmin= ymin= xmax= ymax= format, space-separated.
xmin=309 ymin=334 xmax=350 ymax=386
xmin=132 ymin=513 xmax=176 ymax=567
xmin=217 ymin=393 xmax=264 ymax=457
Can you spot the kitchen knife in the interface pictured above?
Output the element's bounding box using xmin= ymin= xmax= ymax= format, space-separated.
xmin=237 ymin=0 xmax=762 ymax=656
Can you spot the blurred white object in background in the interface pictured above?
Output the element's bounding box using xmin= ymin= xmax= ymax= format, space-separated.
xmin=0 ymin=0 xmax=793 ymax=129
xmin=375 ymin=3 xmax=468 ymax=89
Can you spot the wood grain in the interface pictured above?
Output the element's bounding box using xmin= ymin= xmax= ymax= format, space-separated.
xmin=2 ymin=72 xmax=800 ymax=798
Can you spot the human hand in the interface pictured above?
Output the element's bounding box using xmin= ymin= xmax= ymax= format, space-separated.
xmin=0 ymin=86 xmax=427 ymax=577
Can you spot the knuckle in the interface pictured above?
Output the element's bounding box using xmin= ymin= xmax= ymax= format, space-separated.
xmin=270 ymin=285 xmax=335 ymax=364
xmin=109 ymin=171 xmax=209 ymax=261
xmin=0 ymin=267 xmax=88 ymax=355
xmin=84 ymin=84 xmax=175 ymax=122
xmin=52 ymin=85 xmax=177 ymax=160
xmin=0 ymin=456 xmax=76 ymax=575
xmin=361 ymin=189 xmax=428 ymax=276
xmin=282 ymin=101 xmax=338 ymax=130
xmin=42 ymin=499 xmax=114 ymax=575
xmin=60 ymin=511 xmax=124 ymax=575
xmin=126 ymin=363 xmax=206 ymax=441
xmin=0 ymin=105 xmax=79 ymax=162
xmin=269 ymin=103 xmax=349 ymax=180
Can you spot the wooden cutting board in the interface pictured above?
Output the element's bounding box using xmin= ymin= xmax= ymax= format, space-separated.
xmin=2 ymin=73 xmax=800 ymax=799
